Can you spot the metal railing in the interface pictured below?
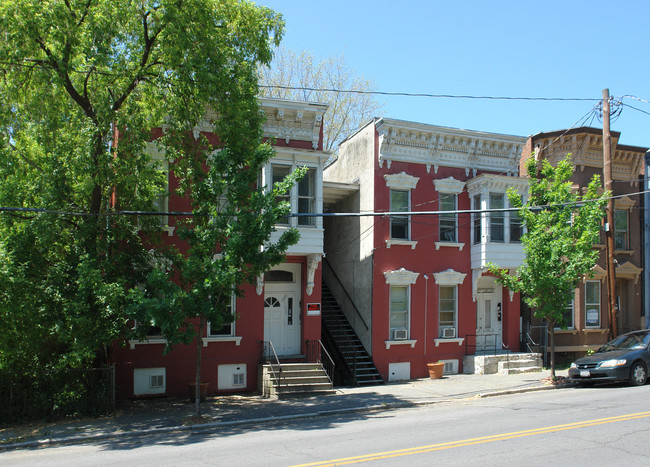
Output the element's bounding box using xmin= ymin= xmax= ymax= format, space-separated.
xmin=306 ymin=339 xmax=335 ymax=384
xmin=465 ymin=333 xmax=500 ymax=355
xmin=259 ymin=340 xmax=283 ymax=395
xmin=323 ymin=257 xmax=368 ymax=331
xmin=525 ymin=324 xmax=549 ymax=366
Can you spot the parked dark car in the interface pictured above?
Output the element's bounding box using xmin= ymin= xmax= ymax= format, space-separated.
xmin=568 ymin=330 xmax=650 ymax=386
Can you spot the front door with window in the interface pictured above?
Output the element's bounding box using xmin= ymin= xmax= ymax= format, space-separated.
xmin=475 ymin=278 xmax=502 ymax=352
xmin=264 ymin=264 xmax=301 ymax=356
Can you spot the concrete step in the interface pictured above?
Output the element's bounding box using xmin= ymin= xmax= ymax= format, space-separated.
xmin=463 ymin=353 xmax=542 ymax=375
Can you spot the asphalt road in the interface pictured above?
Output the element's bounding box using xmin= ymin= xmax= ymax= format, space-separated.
xmin=3 ymin=384 xmax=650 ymax=466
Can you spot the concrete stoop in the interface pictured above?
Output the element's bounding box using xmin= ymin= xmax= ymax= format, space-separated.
xmin=463 ymin=353 xmax=543 ymax=375
xmin=259 ymin=363 xmax=334 ymax=398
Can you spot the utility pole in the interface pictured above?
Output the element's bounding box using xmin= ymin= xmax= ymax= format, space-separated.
xmin=602 ymin=88 xmax=617 ymax=339
xmin=644 ymin=150 xmax=650 ymax=329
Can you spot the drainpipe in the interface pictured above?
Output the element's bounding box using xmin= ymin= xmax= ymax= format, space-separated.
xmin=643 ymin=150 xmax=650 ymax=329
xmin=424 ymin=275 xmax=429 ymax=356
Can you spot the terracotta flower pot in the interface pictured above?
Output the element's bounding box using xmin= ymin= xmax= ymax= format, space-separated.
xmin=427 ymin=362 xmax=444 ymax=379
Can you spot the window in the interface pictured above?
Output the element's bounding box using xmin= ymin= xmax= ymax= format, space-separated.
xmin=298 ymin=168 xmax=316 ymax=226
xmin=390 ymin=286 xmax=409 ymax=339
xmin=439 ymin=286 xmax=457 ymax=336
xmin=509 ymin=206 xmax=523 ymax=243
xmin=614 ymin=209 xmax=628 ymax=250
xmin=208 ymin=295 xmax=236 ymax=337
xmin=489 ymin=193 xmax=505 ymax=242
xmin=557 ymin=300 xmax=574 ymax=329
xmin=585 ymin=281 xmax=601 ymax=328
xmin=390 ymin=190 xmax=410 ymax=240
xmin=439 ymin=193 xmax=457 ymax=242
xmin=473 ymin=194 xmax=482 ymax=244
xmin=272 ymin=165 xmax=291 ymax=225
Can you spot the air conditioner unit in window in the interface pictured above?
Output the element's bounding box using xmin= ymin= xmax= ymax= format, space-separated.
xmin=392 ymin=329 xmax=408 ymax=340
xmin=441 ymin=327 xmax=456 ymax=338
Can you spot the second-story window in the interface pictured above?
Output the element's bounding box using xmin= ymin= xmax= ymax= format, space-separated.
xmin=473 ymin=194 xmax=482 ymax=244
xmin=510 ymin=206 xmax=522 ymax=243
xmin=390 ymin=189 xmax=410 ymax=240
xmin=489 ymin=193 xmax=505 ymax=242
xmin=298 ymin=168 xmax=316 ymax=226
xmin=272 ymin=165 xmax=291 ymax=225
xmin=439 ymin=193 xmax=457 ymax=242
xmin=614 ymin=209 xmax=628 ymax=250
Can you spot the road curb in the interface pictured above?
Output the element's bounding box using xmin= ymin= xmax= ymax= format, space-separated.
xmin=0 ymin=382 xmax=569 ymax=451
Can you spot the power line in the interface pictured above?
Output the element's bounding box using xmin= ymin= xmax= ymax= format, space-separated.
xmin=259 ymin=85 xmax=601 ymax=102
xmin=2 ymin=189 xmax=647 ymax=219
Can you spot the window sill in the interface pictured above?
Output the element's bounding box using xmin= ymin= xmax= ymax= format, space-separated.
xmin=583 ymin=328 xmax=608 ymax=334
xmin=553 ymin=329 xmax=578 ymax=335
xmin=434 ymin=338 xmax=465 ymax=347
xmin=435 ymin=241 xmax=464 ymax=251
xmin=386 ymin=239 xmax=418 ymax=249
xmin=129 ymin=338 xmax=167 ymax=350
xmin=385 ymin=339 xmax=417 ymax=349
xmin=203 ymin=336 xmax=242 ymax=347
xmin=614 ymin=249 xmax=634 ymax=255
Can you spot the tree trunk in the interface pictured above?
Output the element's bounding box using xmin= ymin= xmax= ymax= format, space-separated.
xmin=548 ymin=321 xmax=556 ymax=379
xmin=194 ymin=316 xmax=206 ymax=417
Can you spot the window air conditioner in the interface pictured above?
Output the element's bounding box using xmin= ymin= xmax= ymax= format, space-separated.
xmin=442 ymin=327 xmax=456 ymax=338
xmin=392 ymin=329 xmax=408 ymax=340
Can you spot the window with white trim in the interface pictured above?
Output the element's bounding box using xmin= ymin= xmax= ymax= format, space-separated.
xmin=489 ymin=193 xmax=505 ymax=242
xmin=390 ymin=286 xmax=410 ymax=339
xmin=298 ymin=168 xmax=316 ymax=226
xmin=439 ymin=286 xmax=457 ymax=336
xmin=272 ymin=164 xmax=291 ymax=225
xmin=585 ymin=281 xmax=601 ymax=328
xmin=614 ymin=209 xmax=628 ymax=250
xmin=510 ymin=205 xmax=523 ymax=243
xmin=473 ymin=194 xmax=482 ymax=244
xmin=390 ymin=189 xmax=410 ymax=240
xmin=208 ymin=295 xmax=236 ymax=337
xmin=439 ymin=193 xmax=457 ymax=242
xmin=557 ymin=300 xmax=574 ymax=329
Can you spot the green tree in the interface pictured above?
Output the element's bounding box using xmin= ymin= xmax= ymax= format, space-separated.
xmin=258 ymin=47 xmax=383 ymax=152
xmin=488 ymin=156 xmax=607 ymax=378
xmin=0 ymin=0 xmax=286 ymax=413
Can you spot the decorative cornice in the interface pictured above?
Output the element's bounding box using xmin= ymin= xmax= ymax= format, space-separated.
xmin=384 ymin=268 xmax=420 ymax=285
xmin=376 ymin=118 xmax=525 ymax=174
xmin=433 ymin=269 xmax=466 ymax=286
xmin=384 ymin=172 xmax=419 ymax=190
xmin=466 ymin=174 xmax=528 ymax=197
xmin=433 ymin=177 xmax=465 ymax=194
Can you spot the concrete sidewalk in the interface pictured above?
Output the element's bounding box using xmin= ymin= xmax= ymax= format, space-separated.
xmin=0 ymin=369 xmax=571 ymax=451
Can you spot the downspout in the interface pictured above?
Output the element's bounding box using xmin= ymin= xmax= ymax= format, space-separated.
xmin=643 ymin=150 xmax=650 ymax=329
xmin=423 ymin=274 xmax=429 ymax=356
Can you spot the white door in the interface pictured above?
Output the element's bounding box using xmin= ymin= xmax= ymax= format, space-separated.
xmin=263 ymin=264 xmax=301 ymax=356
xmin=476 ymin=290 xmax=502 ymax=352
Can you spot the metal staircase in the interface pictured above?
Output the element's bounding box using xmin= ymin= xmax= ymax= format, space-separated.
xmin=321 ymin=284 xmax=383 ymax=386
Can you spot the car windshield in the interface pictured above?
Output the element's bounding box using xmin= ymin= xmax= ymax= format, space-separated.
xmin=599 ymin=334 xmax=648 ymax=352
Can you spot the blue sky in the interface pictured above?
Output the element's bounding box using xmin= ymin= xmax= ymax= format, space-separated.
xmin=259 ymin=0 xmax=649 ymax=148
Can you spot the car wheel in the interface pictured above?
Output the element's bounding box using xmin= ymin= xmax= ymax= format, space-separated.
xmin=629 ymin=361 xmax=647 ymax=386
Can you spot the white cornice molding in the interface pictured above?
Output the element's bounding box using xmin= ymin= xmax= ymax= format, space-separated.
xmin=384 ymin=172 xmax=419 ymax=190
xmin=384 ymin=268 xmax=419 ymax=285
xmin=376 ymin=119 xmax=525 ymax=174
xmin=466 ymin=174 xmax=528 ymax=197
xmin=433 ymin=177 xmax=465 ymax=194
xmin=433 ymin=269 xmax=466 ymax=286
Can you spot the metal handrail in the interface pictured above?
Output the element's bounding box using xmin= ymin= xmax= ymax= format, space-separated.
xmin=306 ymin=339 xmax=335 ymax=384
xmin=322 ymin=319 xmax=363 ymax=385
xmin=323 ymin=257 xmax=369 ymax=330
xmin=259 ymin=340 xmax=283 ymax=395
xmin=465 ymin=333 xmax=499 ymax=355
